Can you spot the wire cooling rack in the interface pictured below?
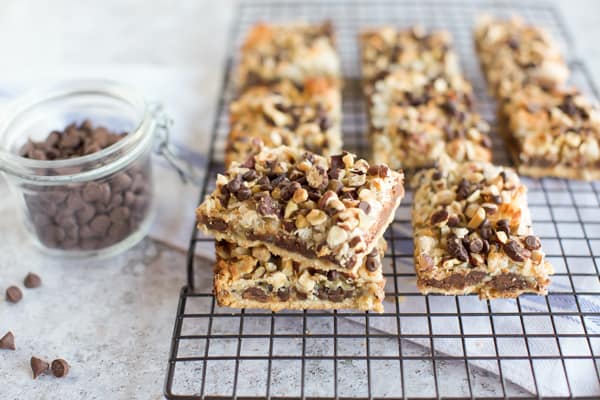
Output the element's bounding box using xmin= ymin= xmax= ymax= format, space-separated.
xmin=164 ymin=1 xmax=600 ymax=398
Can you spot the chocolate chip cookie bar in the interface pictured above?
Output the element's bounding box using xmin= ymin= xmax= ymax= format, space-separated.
xmin=236 ymin=21 xmax=341 ymax=89
xmin=226 ymin=78 xmax=342 ymax=167
xmin=368 ymin=69 xmax=492 ymax=170
xmin=196 ymin=145 xmax=404 ymax=275
xmin=474 ymin=15 xmax=569 ymax=98
xmin=214 ymin=240 xmax=386 ymax=312
xmin=360 ymin=27 xmax=492 ymax=170
xmin=498 ymin=85 xmax=600 ymax=180
xmin=412 ymin=160 xmax=553 ymax=298
xmin=359 ymin=26 xmax=461 ymax=95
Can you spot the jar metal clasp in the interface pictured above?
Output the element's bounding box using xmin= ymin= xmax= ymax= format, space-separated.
xmin=150 ymin=103 xmax=201 ymax=185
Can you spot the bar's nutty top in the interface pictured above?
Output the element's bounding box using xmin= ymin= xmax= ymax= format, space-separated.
xmin=197 ymin=145 xmax=404 ymax=273
xmin=360 ymin=26 xmax=460 ymax=92
xmin=236 ymin=22 xmax=341 ymax=88
xmin=501 ymin=85 xmax=600 ymax=175
xmin=370 ymin=70 xmax=492 ymax=170
xmin=214 ymin=240 xmax=385 ymax=312
xmin=474 ymin=15 xmax=569 ymax=97
xmin=412 ymin=161 xmax=553 ymax=297
xmin=226 ymin=78 xmax=342 ymax=166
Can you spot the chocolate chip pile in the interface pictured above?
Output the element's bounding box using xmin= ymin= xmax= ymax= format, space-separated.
xmin=18 ymin=121 xmax=152 ymax=251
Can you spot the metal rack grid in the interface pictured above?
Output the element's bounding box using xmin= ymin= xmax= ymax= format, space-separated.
xmin=164 ymin=1 xmax=600 ymax=398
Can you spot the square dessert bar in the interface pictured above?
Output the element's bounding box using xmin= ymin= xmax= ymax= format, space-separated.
xmin=474 ymin=15 xmax=569 ymax=98
xmin=368 ymin=70 xmax=492 ymax=170
xmin=236 ymin=21 xmax=341 ymax=89
xmin=197 ymin=145 xmax=404 ymax=275
xmin=499 ymin=84 xmax=600 ymax=180
xmin=412 ymin=160 xmax=553 ymax=298
xmin=359 ymin=26 xmax=461 ymax=94
xmin=226 ymin=78 xmax=342 ymax=167
xmin=214 ymin=240 xmax=386 ymax=312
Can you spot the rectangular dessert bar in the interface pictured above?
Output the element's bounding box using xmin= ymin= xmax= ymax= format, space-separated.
xmin=498 ymin=84 xmax=600 ymax=180
xmin=474 ymin=15 xmax=569 ymax=98
xmin=226 ymin=77 xmax=342 ymax=167
xmin=412 ymin=160 xmax=553 ymax=298
xmin=360 ymin=27 xmax=492 ymax=170
xmin=197 ymin=145 xmax=404 ymax=275
xmin=368 ymin=69 xmax=492 ymax=170
xmin=359 ymin=26 xmax=461 ymax=95
xmin=236 ymin=21 xmax=341 ymax=89
xmin=214 ymin=240 xmax=386 ymax=312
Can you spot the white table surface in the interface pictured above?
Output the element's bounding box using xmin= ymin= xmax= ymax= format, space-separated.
xmin=1 ymin=1 xmax=599 ymax=399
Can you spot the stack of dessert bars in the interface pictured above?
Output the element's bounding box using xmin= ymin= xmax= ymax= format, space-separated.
xmin=197 ymin=22 xmax=405 ymax=312
xmin=475 ymin=15 xmax=600 ymax=181
xmin=360 ymin=25 xmax=554 ymax=298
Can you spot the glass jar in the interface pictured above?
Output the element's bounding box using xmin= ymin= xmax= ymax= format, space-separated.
xmin=0 ymin=80 xmax=167 ymax=258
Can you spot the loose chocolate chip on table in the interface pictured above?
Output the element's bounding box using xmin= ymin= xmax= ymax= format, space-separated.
xmin=31 ymin=357 xmax=49 ymax=379
xmin=24 ymin=272 xmax=42 ymax=288
xmin=524 ymin=235 xmax=541 ymax=250
xmin=447 ymin=237 xmax=469 ymax=262
xmin=6 ymin=286 xmax=22 ymax=303
xmin=0 ymin=331 xmax=15 ymax=350
xmin=51 ymin=359 xmax=70 ymax=378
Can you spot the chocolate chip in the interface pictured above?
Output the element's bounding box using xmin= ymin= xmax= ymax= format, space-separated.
xmin=242 ymin=287 xmax=269 ymax=302
xmin=327 ymin=270 xmax=340 ymax=281
xmin=280 ymin=182 xmax=301 ymax=202
xmin=6 ymin=286 xmax=22 ymax=303
xmin=468 ymin=238 xmax=484 ymax=253
xmin=496 ymin=219 xmax=510 ymax=234
xmin=481 ymin=239 xmax=490 ymax=254
xmin=241 ymin=156 xmax=255 ymax=169
xmin=90 ymin=215 xmax=111 ymax=236
xmin=524 ymin=235 xmax=541 ymax=250
xmin=430 ymin=209 xmax=449 ymax=225
xmin=447 ymin=215 xmax=460 ymax=227
xmin=447 ymin=237 xmax=469 ymax=262
xmin=82 ymin=182 xmax=111 ymax=204
xmin=479 ymin=219 xmax=492 ymax=239
xmin=349 ymin=236 xmax=362 ymax=248
xmin=504 ymin=240 xmax=527 ymax=262
xmin=235 ymin=186 xmax=252 ymax=201
xmin=242 ymin=169 xmax=258 ymax=181
xmin=276 ymin=287 xmax=290 ymax=301
xmin=31 ymin=357 xmax=49 ymax=379
xmin=330 ymin=154 xmax=345 ymax=170
xmin=24 ymin=273 xmax=42 ymax=288
xmin=432 ymin=171 xmax=442 ymax=180
xmin=0 ymin=331 xmax=15 ymax=350
xmin=51 ymin=359 xmax=69 ymax=378
xmin=257 ymin=196 xmax=280 ymax=216
xmin=367 ymin=164 xmax=389 ymax=177
xmin=226 ymin=176 xmax=242 ymax=194
xmin=111 ymin=172 xmax=132 ymax=192
xmin=358 ymin=201 xmax=371 ymax=215
xmin=366 ymin=256 xmax=379 ymax=272
xmin=71 ymin=202 xmax=94 ymax=225
xmin=328 ymin=287 xmax=345 ymax=302
xmin=456 ymin=178 xmax=471 ymax=200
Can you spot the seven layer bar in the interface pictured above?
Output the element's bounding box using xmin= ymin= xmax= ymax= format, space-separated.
xmin=360 ymin=27 xmax=492 ymax=170
xmin=198 ymin=146 xmax=404 ymax=312
xmin=412 ymin=160 xmax=553 ymax=298
xmin=475 ymin=16 xmax=600 ymax=180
